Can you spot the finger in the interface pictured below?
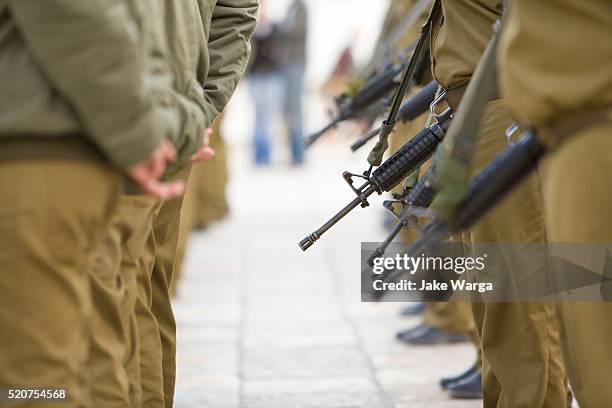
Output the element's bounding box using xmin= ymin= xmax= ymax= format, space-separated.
xmin=153 ymin=180 xmax=186 ymax=200
xmin=161 ymin=140 xmax=178 ymax=162
xmin=201 ymin=147 xmax=215 ymax=160
xmin=139 ymin=179 xmax=185 ymax=200
xmin=189 ymin=147 xmax=216 ymax=163
xmin=149 ymin=150 xmax=166 ymax=180
xmin=127 ymin=167 xmax=147 ymax=184
xmin=203 ymin=128 xmax=213 ymax=147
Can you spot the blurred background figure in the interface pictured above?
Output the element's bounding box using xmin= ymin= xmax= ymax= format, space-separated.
xmin=248 ymin=4 xmax=283 ymax=166
xmin=278 ymin=0 xmax=308 ymax=165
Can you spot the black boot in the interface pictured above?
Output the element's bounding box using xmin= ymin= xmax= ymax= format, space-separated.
xmin=447 ymin=371 xmax=483 ymax=399
xmin=396 ymin=324 xmax=470 ymax=345
xmin=440 ymin=364 xmax=479 ymax=390
xmin=399 ymin=303 xmax=425 ymax=316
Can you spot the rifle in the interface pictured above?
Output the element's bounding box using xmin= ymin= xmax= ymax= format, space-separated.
xmin=350 ymin=80 xmax=439 ymax=152
xmin=366 ymin=167 xmax=437 ymax=266
xmin=305 ymin=61 xmax=407 ymax=147
xmin=298 ymin=108 xmax=452 ymax=251
xmin=379 ymin=132 xmax=546 ymax=285
xmin=306 ymin=0 xmax=441 ymax=148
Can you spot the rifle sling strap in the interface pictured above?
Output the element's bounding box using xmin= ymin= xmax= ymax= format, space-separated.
xmin=367 ymin=0 xmax=443 ymax=167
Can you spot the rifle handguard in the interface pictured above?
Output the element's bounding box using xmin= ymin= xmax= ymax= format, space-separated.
xmin=408 ymin=175 xmax=436 ymax=208
xmin=370 ymin=120 xmax=450 ymax=192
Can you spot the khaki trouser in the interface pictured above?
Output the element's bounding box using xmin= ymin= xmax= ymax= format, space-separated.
xmin=127 ymin=196 xmax=165 ymax=408
xmin=172 ymin=116 xmax=229 ymax=295
xmin=89 ymin=166 xmax=190 ymax=408
xmin=422 ymin=302 xmax=474 ymax=334
xmin=0 ymin=160 xmax=120 ymax=408
xmin=465 ymin=100 xmax=570 ymax=408
xmin=390 ymin=109 xmax=477 ymax=342
xmin=88 ymin=195 xmax=155 ymax=407
xmin=105 ymin=167 xmax=188 ymax=408
xmin=541 ymin=122 xmax=612 ymax=408
xmin=171 ymin=173 xmax=196 ymax=298
xmin=150 ymin=166 xmax=192 ymax=408
xmin=88 ymin=194 xmax=163 ymax=408
xmin=190 ymin=115 xmax=229 ymax=229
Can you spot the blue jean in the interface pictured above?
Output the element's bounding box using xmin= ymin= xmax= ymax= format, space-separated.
xmin=283 ymin=64 xmax=305 ymax=164
xmin=249 ymin=73 xmax=280 ymax=165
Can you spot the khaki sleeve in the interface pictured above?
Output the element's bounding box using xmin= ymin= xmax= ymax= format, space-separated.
xmin=198 ymin=0 xmax=259 ymax=127
xmin=7 ymin=0 xmax=163 ymax=170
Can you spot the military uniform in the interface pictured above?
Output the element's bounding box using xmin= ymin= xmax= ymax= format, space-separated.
xmin=500 ymin=1 xmax=612 ymax=406
xmin=0 ymin=1 xmax=174 ymax=406
xmin=84 ymin=1 xmax=258 ymax=407
xmin=432 ymin=0 xmax=570 ymax=406
xmin=86 ymin=1 xmax=181 ymax=405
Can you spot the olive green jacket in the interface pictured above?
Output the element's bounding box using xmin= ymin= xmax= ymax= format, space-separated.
xmin=0 ymin=0 xmax=178 ymax=169
xmin=0 ymin=0 xmax=258 ymax=169
xmin=160 ymin=0 xmax=258 ymax=164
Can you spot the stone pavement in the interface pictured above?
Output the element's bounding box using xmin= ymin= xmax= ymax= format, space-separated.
xmin=172 ymin=140 xmax=479 ymax=408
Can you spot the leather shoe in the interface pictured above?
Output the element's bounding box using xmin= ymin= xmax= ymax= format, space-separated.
xmin=447 ymin=371 xmax=483 ymax=399
xmin=396 ymin=324 xmax=470 ymax=345
xmin=440 ymin=364 xmax=479 ymax=390
xmin=399 ymin=303 xmax=425 ymax=316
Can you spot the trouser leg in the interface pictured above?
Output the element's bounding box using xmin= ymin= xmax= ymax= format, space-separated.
xmin=88 ymin=218 xmax=131 ymax=407
xmin=466 ymin=101 xmax=569 ymax=408
xmin=422 ymin=302 xmax=474 ymax=334
xmin=0 ymin=160 xmax=119 ymax=408
xmin=151 ymin=167 xmax=192 ymax=408
xmin=541 ymin=123 xmax=612 ymax=408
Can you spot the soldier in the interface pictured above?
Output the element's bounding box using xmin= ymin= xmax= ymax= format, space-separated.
xmin=83 ymin=0 xmax=257 ymax=408
xmin=429 ymin=0 xmax=570 ymax=404
xmin=146 ymin=4 xmax=257 ymax=407
xmin=0 ymin=1 xmax=182 ymax=407
xmin=499 ymin=0 xmax=612 ymax=406
xmin=376 ymin=2 xmax=478 ymax=385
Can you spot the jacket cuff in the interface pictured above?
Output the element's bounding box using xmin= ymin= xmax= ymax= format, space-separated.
xmin=98 ymin=110 xmax=164 ymax=170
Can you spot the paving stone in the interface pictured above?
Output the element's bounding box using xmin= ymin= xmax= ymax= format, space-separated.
xmin=174 ymin=388 xmax=239 ymax=408
xmin=242 ymin=378 xmax=389 ymax=408
xmin=242 ymin=345 xmax=371 ymax=381
xmin=172 ymin=142 xmax=485 ymax=407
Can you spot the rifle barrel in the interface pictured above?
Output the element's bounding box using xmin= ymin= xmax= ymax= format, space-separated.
xmin=305 ymin=117 xmax=343 ymax=147
xmin=350 ymin=127 xmax=381 ymax=152
xmin=299 ymin=184 xmax=377 ymax=251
